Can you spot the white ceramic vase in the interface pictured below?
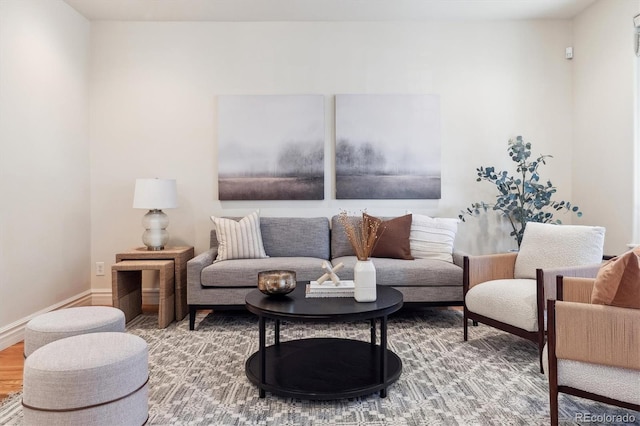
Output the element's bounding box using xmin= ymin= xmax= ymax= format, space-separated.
xmin=354 ymin=259 xmax=376 ymax=302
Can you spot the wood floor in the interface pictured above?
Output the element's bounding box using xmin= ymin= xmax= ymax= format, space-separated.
xmin=0 ymin=341 xmax=24 ymax=400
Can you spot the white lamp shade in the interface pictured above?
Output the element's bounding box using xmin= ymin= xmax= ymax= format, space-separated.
xmin=133 ymin=178 xmax=178 ymax=209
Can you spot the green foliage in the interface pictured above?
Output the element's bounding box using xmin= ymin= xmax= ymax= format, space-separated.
xmin=459 ymin=136 xmax=582 ymax=247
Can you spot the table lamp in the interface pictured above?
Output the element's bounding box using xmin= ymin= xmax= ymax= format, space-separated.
xmin=133 ymin=178 xmax=177 ymax=251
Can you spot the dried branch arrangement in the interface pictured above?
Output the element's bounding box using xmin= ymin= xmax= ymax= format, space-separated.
xmin=337 ymin=210 xmax=384 ymax=261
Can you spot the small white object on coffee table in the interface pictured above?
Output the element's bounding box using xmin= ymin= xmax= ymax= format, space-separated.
xmin=315 ymin=261 xmax=344 ymax=285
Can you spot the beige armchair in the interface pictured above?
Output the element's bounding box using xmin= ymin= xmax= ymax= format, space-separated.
xmin=463 ymin=222 xmax=605 ymax=372
xmin=546 ymin=276 xmax=640 ymax=425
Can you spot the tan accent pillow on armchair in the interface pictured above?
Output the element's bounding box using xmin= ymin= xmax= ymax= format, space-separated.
xmin=591 ymin=246 xmax=640 ymax=309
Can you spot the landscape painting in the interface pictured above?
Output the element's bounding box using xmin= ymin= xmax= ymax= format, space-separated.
xmin=335 ymin=94 xmax=441 ymax=199
xmin=217 ymin=95 xmax=324 ymax=200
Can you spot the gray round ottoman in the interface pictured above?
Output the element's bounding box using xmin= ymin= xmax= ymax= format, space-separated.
xmin=24 ymin=306 xmax=125 ymax=357
xmin=22 ymin=332 xmax=149 ymax=426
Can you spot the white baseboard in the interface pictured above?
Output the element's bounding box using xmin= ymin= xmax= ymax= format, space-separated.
xmin=0 ymin=288 xmax=160 ymax=352
xmin=0 ymin=290 xmax=93 ymax=352
xmin=92 ymin=288 xmax=159 ymax=306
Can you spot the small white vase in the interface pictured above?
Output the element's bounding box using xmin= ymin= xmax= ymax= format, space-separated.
xmin=354 ymin=259 xmax=376 ymax=302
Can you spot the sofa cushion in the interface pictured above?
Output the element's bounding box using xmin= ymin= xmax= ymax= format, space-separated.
xmin=201 ymin=257 xmax=325 ymax=288
xmin=211 ymin=217 xmax=331 ymax=260
xmin=261 ymin=217 xmax=330 ymax=259
xmin=408 ymin=213 xmax=458 ymax=263
xmin=332 ymin=256 xmax=462 ymax=288
xmin=591 ymin=247 xmax=640 ymax=309
xmin=465 ymin=279 xmax=539 ymax=331
xmin=364 ymin=213 xmax=414 ymax=260
xmin=514 ymin=222 xmax=605 ymax=279
xmin=331 ymin=215 xmax=358 ymax=258
xmin=210 ymin=211 xmax=268 ymax=262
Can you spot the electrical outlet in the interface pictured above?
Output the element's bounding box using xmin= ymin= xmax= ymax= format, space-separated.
xmin=96 ymin=262 xmax=105 ymax=276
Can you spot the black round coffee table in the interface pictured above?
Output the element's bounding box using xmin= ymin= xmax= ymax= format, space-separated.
xmin=245 ymin=284 xmax=403 ymax=400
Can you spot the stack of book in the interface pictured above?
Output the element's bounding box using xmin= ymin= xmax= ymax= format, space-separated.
xmin=305 ymin=280 xmax=355 ymax=298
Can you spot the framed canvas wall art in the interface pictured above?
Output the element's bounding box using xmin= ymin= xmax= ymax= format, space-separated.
xmin=335 ymin=94 xmax=441 ymax=199
xmin=217 ymin=95 xmax=324 ymax=200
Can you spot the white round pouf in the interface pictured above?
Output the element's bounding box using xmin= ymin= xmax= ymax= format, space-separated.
xmin=22 ymin=332 xmax=149 ymax=426
xmin=24 ymin=306 xmax=125 ymax=357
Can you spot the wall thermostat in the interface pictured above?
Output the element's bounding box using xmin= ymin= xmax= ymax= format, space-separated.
xmin=565 ymin=47 xmax=573 ymax=60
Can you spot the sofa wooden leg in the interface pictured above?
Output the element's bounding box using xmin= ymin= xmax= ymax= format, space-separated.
xmin=189 ymin=306 xmax=196 ymax=330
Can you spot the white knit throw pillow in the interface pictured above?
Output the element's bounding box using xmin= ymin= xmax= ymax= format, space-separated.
xmin=210 ymin=210 xmax=268 ymax=262
xmin=408 ymin=213 xmax=459 ymax=263
xmin=514 ymin=222 xmax=605 ymax=279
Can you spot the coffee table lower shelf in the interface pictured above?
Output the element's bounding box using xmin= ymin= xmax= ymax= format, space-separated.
xmin=245 ymin=337 xmax=402 ymax=400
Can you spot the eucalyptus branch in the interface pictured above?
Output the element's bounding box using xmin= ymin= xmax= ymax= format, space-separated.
xmin=459 ymin=136 xmax=582 ymax=248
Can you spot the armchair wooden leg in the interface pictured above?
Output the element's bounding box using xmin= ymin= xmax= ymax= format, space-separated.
xmin=548 ymin=299 xmax=559 ymax=426
xmin=463 ymin=309 xmax=468 ymax=341
xmin=538 ymin=340 xmax=545 ymax=374
xmin=550 ymin=385 xmax=559 ymax=426
xmin=472 ymin=321 xmax=478 ymax=326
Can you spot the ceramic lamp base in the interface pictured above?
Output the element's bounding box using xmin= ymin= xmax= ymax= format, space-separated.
xmin=141 ymin=209 xmax=169 ymax=251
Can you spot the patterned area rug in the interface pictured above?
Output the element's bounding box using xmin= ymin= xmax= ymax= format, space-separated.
xmin=1 ymin=309 xmax=637 ymax=425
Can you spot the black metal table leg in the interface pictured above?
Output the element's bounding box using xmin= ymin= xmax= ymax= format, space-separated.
xmin=259 ymin=316 xmax=266 ymax=398
xmin=380 ymin=315 xmax=388 ymax=398
xmin=370 ymin=318 xmax=376 ymax=345
xmin=245 ymin=285 xmax=403 ymax=400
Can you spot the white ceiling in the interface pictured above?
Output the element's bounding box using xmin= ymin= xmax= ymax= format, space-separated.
xmin=62 ymin=0 xmax=598 ymax=22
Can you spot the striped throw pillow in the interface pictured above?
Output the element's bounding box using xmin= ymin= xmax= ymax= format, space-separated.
xmin=210 ymin=211 xmax=268 ymax=262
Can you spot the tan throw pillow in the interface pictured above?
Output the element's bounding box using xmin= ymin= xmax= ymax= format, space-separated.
xmin=364 ymin=213 xmax=414 ymax=260
xmin=591 ymin=247 xmax=640 ymax=309
xmin=210 ymin=210 xmax=268 ymax=262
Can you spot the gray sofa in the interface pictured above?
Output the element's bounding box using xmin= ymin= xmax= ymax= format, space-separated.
xmin=187 ymin=216 xmax=464 ymax=330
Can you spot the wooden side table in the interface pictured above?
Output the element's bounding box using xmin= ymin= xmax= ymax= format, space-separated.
xmin=112 ymin=260 xmax=175 ymax=328
xmin=115 ymin=246 xmax=194 ymax=321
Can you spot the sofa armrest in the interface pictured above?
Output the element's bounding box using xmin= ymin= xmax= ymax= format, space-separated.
xmin=452 ymin=250 xmax=467 ymax=268
xmin=539 ymin=263 xmax=602 ymax=302
xmin=554 ymin=301 xmax=640 ymax=370
xmin=463 ymin=252 xmax=517 ymax=291
xmin=187 ymin=248 xmax=217 ymax=299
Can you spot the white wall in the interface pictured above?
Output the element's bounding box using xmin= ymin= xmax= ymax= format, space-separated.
xmin=1 ymin=1 xmax=635 ymax=343
xmin=573 ymin=0 xmax=640 ymax=254
xmin=0 ymin=0 xmax=91 ymax=344
xmin=89 ymin=20 xmax=578 ymax=293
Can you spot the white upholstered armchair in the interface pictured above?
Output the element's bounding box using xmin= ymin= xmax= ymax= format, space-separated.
xmin=463 ymin=222 xmax=605 ymax=372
